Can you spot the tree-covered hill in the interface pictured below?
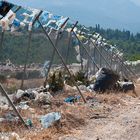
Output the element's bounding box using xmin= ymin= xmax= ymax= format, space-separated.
xmin=90 ymin=24 xmax=140 ymax=61
xmin=0 ymin=25 xmax=140 ymax=65
xmin=0 ymin=31 xmax=76 ymax=64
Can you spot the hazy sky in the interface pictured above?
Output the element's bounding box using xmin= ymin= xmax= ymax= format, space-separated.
xmin=7 ymin=0 xmax=140 ymax=6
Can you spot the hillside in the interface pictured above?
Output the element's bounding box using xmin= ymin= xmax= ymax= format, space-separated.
xmin=0 ymin=31 xmax=76 ymax=64
xmin=0 ymin=26 xmax=140 ymax=65
xmin=90 ymin=25 xmax=140 ymax=61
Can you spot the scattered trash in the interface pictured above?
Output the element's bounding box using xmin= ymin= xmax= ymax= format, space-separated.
xmin=39 ymin=112 xmax=61 ymax=128
xmin=64 ymin=96 xmax=81 ymax=104
xmin=26 ymin=119 xmax=33 ymax=127
xmin=35 ymin=92 xmax=53 ymax=105
xmin=87 ymin=84 xmax=94 ymax=92
xmin=3 ymin=113 xmax=19 ymax=122
xmin=1 ymin=132 xmax=25 ymax=140
xmin=0 ymin=104 xmax=9 ymax=110
xmin=14 ymin=89 xmax=37 ymax=103
xmin=23 ymin=89 xmax=36 ymax=100
xmin=78 ymin=85 xmax=89 ymax=92
xmin=0 ymin=118 xmax=5 ymax=123
xmin=15 ymin=89 xmax=25 ymax=100
xmin=116 ymin=81 xmax=136 ymax=93
xmin=18 ymin=102 xmax=29 ymax=110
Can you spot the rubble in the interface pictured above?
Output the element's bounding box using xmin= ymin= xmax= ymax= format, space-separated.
xmin=115 ymin=81 xmax=136 ymax=94
xmin=18 ymin=102 xmax=30 ymax=110
xmin=35 ymin=92 xmax=53 ymax=105
xmin=0 ymin=118 xmax=5 ymax=123
xmin=1 ymin=132 xmax=25 ymax=140
xmin=15 ymin=90 xmax=25 ymax=99
xmin=0 ymin=1 xmax=139 ymax=139
xmin=78 ymin=85 xmax=90 ymax=92
xmin=0 ymin=67 xmax=139 ymax=140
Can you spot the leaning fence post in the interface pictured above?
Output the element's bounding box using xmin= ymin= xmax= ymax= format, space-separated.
xmin=20 ymin=11 xmax=43 ymax=89
xmin=38 ymin=19 xmax=87 ymax=103
xmin=43 ymin=18 xmax=69 ymax=87
xmin=43 ymin=31 xmax=61 ymax=88
xmin=20 ymin=30 xmax=32 ymax=89
xmin=90 ymin=39 xmax=112 ymax=69
xmin=0 ymin=30 xmax=4 ymax=49
xmin=0 ymin=83 xmax=28 ymax=128
xmin=73 ymin=31 xmax=99 ymax=70
xmin=65 ymin=21 xmax=78 ymax=65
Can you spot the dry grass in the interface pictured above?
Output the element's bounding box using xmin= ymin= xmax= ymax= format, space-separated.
xmin=2 ymin=78 xmax=45 ymax=93
xmin=0 ymin=81 xmax=140 ymax=140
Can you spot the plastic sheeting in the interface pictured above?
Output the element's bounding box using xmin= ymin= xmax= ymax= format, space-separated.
xmin=40 ymin=112 xmax=61 ymax=128
xmin=0 ymin=1 xmax=14 ymax=17
xmin=0 ymin=1 xmax=68 ymax=32
xmin=38 ymin=11 xmax=68 ymax=30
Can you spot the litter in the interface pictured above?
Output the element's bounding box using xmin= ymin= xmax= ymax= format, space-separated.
xmin=18 ymin=102 xmax=29 ymax=110
xmin=35 ymin=92 xmax=52 ymax=105
xmin=93 ymin=68 xmax=119 ymax=93
xmin=3 ymin=113 xmax=19 ymax=122
xmin=116 ymin=81 xmax=135 ymax=93
xmin=64 ymin=95 xmax=81 ymax=103
xmin=39 ymin=112 xmax=61 ymax=128
xmin=26 ymin=119 xmax=33 ymax=127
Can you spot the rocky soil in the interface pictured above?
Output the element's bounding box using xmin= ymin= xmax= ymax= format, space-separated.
xmin=0 ymin=84 xmax=140 ymax=140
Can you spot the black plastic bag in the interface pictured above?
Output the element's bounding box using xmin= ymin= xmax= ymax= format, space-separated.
xmin=93 ymin=68 xmax=119 ymax=93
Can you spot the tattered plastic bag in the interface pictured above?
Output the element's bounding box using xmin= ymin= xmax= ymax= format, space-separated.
xmin=40 ymin=112 xmax=61 ymax=128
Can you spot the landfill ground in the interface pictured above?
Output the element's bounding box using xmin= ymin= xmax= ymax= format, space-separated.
xmin=0 ymin=81 xmax=140 ymax=140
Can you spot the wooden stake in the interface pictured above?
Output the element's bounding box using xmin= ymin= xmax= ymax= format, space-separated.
xmin=0 ymin=83 xmax=28 ymax=128
xmin=38 ymin=20 xmax=87 ymax=103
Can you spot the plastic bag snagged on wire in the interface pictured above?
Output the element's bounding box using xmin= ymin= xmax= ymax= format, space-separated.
xmin=39 ymin=112 xmax=61 ymax=128
xmin=0 ymin=10 xmax=16 ymax=30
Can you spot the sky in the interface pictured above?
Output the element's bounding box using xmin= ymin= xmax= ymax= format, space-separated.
xmin=130 ymin=0 xmax=140 ymax=6
xmin=8 ymin=0 xmax=140 ymax=32
xmin=7 ymin=0 xmax=140 ymax=7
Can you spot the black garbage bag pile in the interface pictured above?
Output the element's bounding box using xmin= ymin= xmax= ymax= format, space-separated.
xmin=93 ymin=68 xmax=120 ymax=93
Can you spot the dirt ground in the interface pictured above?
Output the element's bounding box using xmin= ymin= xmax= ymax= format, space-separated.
xmin=60 ymin=96 xmax=140 ymax=140
xmin=60 ymin=84 xmax=140 ymax=140
xmin=0 ymin=83 xmax=140 ymax=140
